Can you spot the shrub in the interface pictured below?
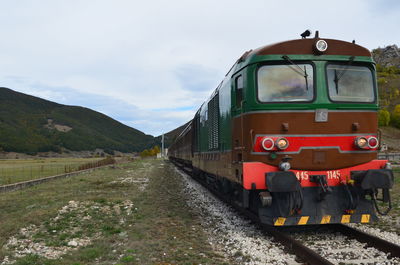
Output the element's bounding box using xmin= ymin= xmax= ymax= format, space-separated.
xmin=140 ymin=145 xmax=161 ymax=157
xmin=390 ymin=104 xmax=400 ymax=128
xmin=378 ymin=109 xmax=391 ymax=126
xmin=140 ymin=149 xmax=151 ymax=157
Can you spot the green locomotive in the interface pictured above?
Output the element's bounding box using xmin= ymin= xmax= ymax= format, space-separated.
xmin=169 ymin=31 xmax=394 ymax=226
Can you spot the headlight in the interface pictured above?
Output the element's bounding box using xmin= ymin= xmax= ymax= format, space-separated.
xmin=355 ymin=137 xmax=368 ymax=149
xmin=276 ymin=138 xmax=289 ymax=150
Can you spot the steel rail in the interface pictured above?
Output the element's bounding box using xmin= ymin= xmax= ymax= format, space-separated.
xmin=261 ymin=224 xmax=334 ymax=265
xmin=328 ymin=224 xmax=400 ymax=259
xmin=173 ymin=162 xmax=334 ymax=265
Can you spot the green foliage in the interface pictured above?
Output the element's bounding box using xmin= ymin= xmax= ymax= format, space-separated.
xmin=376 ymin=64 xmax=400 ymax=130
xmin=376 ymin=64 xmax=400 ymax=76
xmin=120 ymin=255 xmax=135 ymax=263
xmin=151 ymin=145 xmax=161 ymax=155
xmin=377 ymin=77 xmax=387 ymax=87
xmin=140 ymin=145 xmax=160 ymax=157
xmin=103 ymin=148 xmax=115 ymax=155
xmin=0 ymin=87 xmax=157 ymax=153
xmin=140 ymin=149 xmax=150 ymax=157
xmin=14 ymin=254 xmax=55 ymax=265
xmin=378 ymin=109 xmax=391 ymax=126
xmin=390 ymin=104 xmax=400 ymax=128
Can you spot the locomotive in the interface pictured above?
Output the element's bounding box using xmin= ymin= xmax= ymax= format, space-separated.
xmin=169 ymin=31 xmax=394 ymax=226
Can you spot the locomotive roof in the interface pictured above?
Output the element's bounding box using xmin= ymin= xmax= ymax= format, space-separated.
xmin=250 ymin=38 xmax=371 ymax=57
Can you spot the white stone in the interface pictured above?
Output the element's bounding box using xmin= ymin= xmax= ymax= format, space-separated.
xmin=67 ymin=240 xmax=78 ymax=247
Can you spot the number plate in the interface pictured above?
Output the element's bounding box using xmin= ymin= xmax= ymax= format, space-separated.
xmin=315 ymin=109 xmax=328 ymax=122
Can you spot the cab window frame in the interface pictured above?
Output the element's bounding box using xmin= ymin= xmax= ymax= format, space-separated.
xmin=255 ymin=61 xmax=316 ymax=104
xmin=325 ymin=62 xmax=377 ymax=104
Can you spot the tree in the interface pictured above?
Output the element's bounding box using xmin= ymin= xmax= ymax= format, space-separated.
xmin=378 ymin=109 xmax=391 ymax=126
xmin=152 ymin=145 xmax=160 ymax=154
xmin=140 ymin=149 xmax=150 ymax=157
xmin=140 ymin=145 xmax=161 ymax=157
xmin=390 ymin=104 xmax=400 ymax=128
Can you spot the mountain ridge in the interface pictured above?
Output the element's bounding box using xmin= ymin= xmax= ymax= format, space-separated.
xmin=372 ymin=44 xmax=400 ymax=68
xmin=0 ymin=87 xmax=156 ymax=154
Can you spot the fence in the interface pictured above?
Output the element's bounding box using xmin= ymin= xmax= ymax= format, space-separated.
xmin=378 ymin=153 xmax=400 ymax=163
xmin=0 ymin=157 xmax=116 ymax=185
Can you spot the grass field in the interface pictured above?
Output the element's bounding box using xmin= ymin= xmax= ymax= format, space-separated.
xmin=0 ymin=159 xmax=398 ymax=264
xmin=0 ymin=158 xmax=104 ymax=185
xmin=0 ymin=159 xmax=230 ymax=265
xmin=355 ymin=166 xmax=400 ymax=234
xmin=367 ymin=167 xmax=400 ymax=233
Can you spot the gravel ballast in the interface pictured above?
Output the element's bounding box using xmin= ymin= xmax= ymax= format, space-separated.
xmin=176 ymin=168 xmax=299 ymax=265
xmin=294 ymin=227 xmax=400 ymax=264
xmin=176 ymin=167 xmax=400 ymax=265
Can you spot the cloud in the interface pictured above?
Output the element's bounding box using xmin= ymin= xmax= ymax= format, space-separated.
xmin=0 ymin=76 xmax=192 ymax=136
xmin=0 ymin=0 xmax=399 ymax=137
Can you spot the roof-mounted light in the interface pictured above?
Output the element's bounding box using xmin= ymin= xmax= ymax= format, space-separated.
xmin=315 ymin=40 xmax=328 ymax=52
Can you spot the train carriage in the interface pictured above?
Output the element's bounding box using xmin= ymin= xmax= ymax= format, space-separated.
xmin=169 ymin=31 xmax=394 ymax=226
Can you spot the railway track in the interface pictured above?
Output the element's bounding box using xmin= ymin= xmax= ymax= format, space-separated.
xmin=289 ymin=224 xmax=400 ymax=264
xmin=328 ymin=224 xmax=400 ymax=259
xmin=174 ymin=162 xmax=400 ymax=265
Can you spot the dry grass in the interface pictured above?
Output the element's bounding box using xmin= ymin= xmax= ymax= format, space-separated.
xmin=380 ymin=126 xmax=400 ymax=152
xmin=0 ymin=157 xmax=104 ymax=185
xmin=0 ymin=159 xmax=230 ymax=265
xmin=365 ymin=168 xmax=400 ymax=233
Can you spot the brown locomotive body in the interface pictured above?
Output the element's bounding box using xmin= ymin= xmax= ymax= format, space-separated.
xmin=169 ymin=33 xmax=394 ymax=226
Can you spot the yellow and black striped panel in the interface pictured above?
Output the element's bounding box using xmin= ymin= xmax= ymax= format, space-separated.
xmin=274 ymin=217 xmax=286 ymax=226
xmin=273 ymin=216 xmax=310 ymax=226
xmin=320 ymin=215 xmax=331 ymax=224
xmin=341 ymin=215 xmax=351 ymax=223
xmin=272 ymin=214 xmax=371 ymax=226
xmin=361 ymin=214 xmax=370 ymax=223
xmin=298 ymin=216 xmax=309 ymax=225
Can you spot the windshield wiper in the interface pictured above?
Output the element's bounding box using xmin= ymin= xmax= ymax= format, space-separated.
xmin=333 ymin=56 xmax=355 ymax=94
xmin=282 ymin=55 xmax=309 ymax=90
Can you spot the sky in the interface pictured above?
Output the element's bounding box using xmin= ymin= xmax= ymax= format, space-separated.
xmin=0 ymin=0 xmax=399 ymax=136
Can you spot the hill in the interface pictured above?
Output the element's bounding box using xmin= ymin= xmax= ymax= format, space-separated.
xmin=155 ymin=121 xmax=190 ymax=149
xmin=372 ymin=45 xmax=400 ymax=110
xmin=371 ymin=45 xmax=400 ymax=150
xmin=0 ymin=87 xmax=156 ymax=154
xmin=372 ymin=45 xmax=400 ymax=69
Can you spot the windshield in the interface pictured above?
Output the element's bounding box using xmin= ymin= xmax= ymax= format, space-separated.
xmin=257 ymin=64 xmax=314 ymax=102
xmin=327 ymin=64 xmax=375 ymax=102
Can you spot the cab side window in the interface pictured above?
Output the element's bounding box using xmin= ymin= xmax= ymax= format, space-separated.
xmin=235 ymin=75 xmax=243 ymax=107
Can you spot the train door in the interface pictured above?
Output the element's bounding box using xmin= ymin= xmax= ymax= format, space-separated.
xmin=232 ymin=73 xmax=245 ymax=167
xmin=192 ymin=112 xmax=200 ymax=158
xmin=232 ymin=74 xmax=244 ymax=115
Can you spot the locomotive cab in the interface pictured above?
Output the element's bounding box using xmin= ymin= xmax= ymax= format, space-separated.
xmin=232 ymin=37 xmax=394 ymax=225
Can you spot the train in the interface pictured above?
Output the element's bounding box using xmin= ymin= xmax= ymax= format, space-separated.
xmin=168 ymin=31 xmax=394 ymax=226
